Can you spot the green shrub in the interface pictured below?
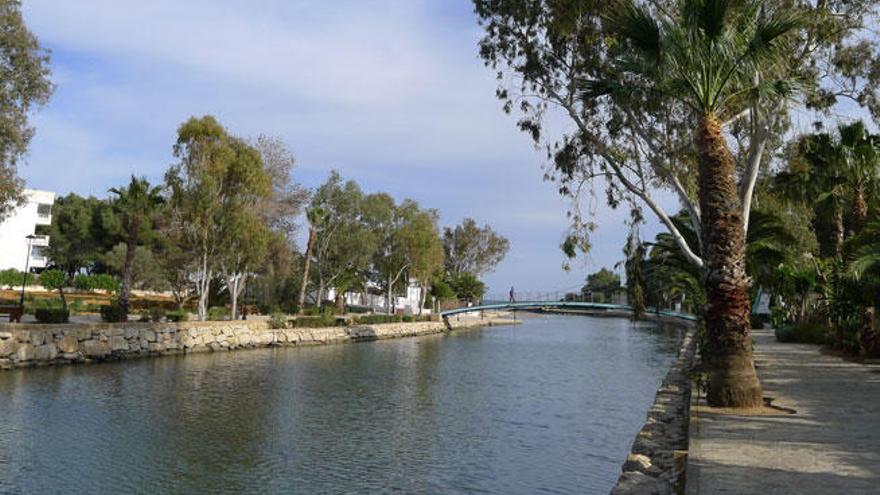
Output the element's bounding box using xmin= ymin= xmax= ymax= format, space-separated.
xmin=302 ymin=306 xmax=335 ymax=317
xmin=269 ymin=312 xmax=289 ymax=329
xmin=750 ymin=313 xmax=770 ymax=329
xmin=34 ymin=308 xmax=69 ymax=324
xmin=166 ymin=310 xmax=188 ymax=322
xmin=207 ymin=306 xmax=230 ymax=321
xmin=0 ymin=268 xmax=28 ymax=288
xmin=775 ymin=322 xmax=828 ymax=345
xmin=73 ymin=273 xmax=94 ymax=291
xmin=355 ymin=314 xmax=402 ymax=325
xmin=40 ymin=269 xmax=67 ymax=292
xmin=100 ymin=304 xmax=127 ymax=322
xmin=91 ymin=274 xmax=120 ymax=293
xmin=290 ymin=316 xmax=340 ymax=328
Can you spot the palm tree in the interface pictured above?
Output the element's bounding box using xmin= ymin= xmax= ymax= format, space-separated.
xmin=837 ymin=121 xmax=879 ymax=235
xmin=603 ymin=0 xmax=801 ymax=406
xmin=845 ymin=216 xmax=880 ymax=356
xmin=109 ymin=176 xmax=164 ymax=320
xmin=775 ymin=133 xmax=847 ymax=258
xmin=296 ymin=206 xmax=325 ymax=315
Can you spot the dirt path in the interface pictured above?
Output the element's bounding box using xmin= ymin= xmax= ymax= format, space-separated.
xmin=687 ymin=328 xmax=880 ymax=494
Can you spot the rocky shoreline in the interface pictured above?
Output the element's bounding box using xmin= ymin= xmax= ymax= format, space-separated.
xmin=611 ymin=323 xmax=698 ymax=495
xmin=0 ymin=314 xmax=518 ymax=370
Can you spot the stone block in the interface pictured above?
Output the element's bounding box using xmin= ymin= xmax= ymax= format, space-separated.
xmin=57 ymin=335 xmax=79 ymax=353
xmin=124 ymin=327 xmax=139 ymax=339
xmin=0 ymin=338 xmax=18 ymax=357
xmin=13 ymin=330 xmax=31 ymax=342
xmin=30 ymin=332 xmax=47 ymax=346
xmin=0 ymin=331 xmax=11 ymax=339
xmin=148 ymin=342 xmax=165 ymax=352
xmin=34 ymin=343 xmax=58 ymax=361
xmin=82 ymin=340 xmax=110 ymax=359
xmin=109 ymin=336 xmax=128 ymax=352
xmin=623 ymin=453 xmax=653 ymax=473
xmin=15 ymin=343 xmax=35 ymax=362
xmin=140 ymin=330 xmax=156 ymax=342
xmin=103 ymin=327 xmax=124 ymax=337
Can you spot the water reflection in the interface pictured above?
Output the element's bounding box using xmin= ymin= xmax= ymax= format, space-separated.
xmin=0 ymin=315 xmax=680 ymax=494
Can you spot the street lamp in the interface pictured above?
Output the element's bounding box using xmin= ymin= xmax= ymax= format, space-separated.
xmin=19 ymin=234 xmax=37 ymax=309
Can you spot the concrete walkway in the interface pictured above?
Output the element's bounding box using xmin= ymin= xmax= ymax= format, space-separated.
xmin=687 ymin=328 xmax=880 ymax=494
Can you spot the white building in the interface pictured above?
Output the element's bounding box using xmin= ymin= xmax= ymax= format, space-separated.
xmin=0 ymin=189 xmax=55 ymax=271
xmin=325 ymin=278 xmax=428 ymax=315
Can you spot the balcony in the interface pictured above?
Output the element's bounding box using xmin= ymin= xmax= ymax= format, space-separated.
xmin=35 ymin=203 xmax=52 ymax=226
xmin=30 ymin=235 xmax=50 ymax=247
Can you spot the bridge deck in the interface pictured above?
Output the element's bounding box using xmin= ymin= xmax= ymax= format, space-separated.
xmin=440 ymin=301 xmax=697 ymax=322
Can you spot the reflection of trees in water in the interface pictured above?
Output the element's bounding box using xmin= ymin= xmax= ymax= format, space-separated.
xmin=144 ymin=351 xmax=287 ymax=493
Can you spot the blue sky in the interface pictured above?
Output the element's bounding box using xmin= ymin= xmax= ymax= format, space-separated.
xmin=19 ymin=0 xmax=672 ymax=296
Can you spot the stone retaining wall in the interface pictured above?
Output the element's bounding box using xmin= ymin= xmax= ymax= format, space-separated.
xmin=0 ymin=317 xmax=515 ymax=370
xmin=611 ymin=324 xmax=697 ymax=495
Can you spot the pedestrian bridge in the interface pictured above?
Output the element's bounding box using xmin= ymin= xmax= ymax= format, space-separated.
xmin=440 ymin=301 xmax=697 ymax=322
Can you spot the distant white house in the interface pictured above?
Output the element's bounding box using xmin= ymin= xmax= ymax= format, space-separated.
xmin=0 ymin=189 xmax=55 ymax=271
xmin=325 ymin=278 xmax=428 ymax=315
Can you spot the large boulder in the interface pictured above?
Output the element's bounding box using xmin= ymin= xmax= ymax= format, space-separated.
xmin=0 ymin=338 xmax=17 ymax=357
xmin=15 ymin=343 xmax=35 ymax=362
xmin=57 ymin=335 xmax=79 ymax=353
xmin=109 ymin=336 xmax=128 ymax=352
xmin=34 ymin=343 xmax=58 ymax=361
xmin=82 ymin=340 xmax=110 ymax=359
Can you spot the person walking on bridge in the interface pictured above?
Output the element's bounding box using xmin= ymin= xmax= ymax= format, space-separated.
xmin=509 ymin=286 xmax=516 ymax=303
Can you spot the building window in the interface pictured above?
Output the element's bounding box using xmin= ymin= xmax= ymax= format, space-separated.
xmin=31 ymin=246 xmax=46 ymax=259
xmin=37 ymin=203 xmax=52 ymax=217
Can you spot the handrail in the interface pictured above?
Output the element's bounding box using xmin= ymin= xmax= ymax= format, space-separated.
xmin=440 ymin=301 xmax=698 ymax=322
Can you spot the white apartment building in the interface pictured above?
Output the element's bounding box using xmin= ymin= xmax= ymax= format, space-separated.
xmin=0 ymin=189 xmax=55 ymax=271
xmin=325 ymin=278 xmax=428 ymax=315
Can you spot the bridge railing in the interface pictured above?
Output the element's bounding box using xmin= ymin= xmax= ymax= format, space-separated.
xmin=440 ymin=301 xmax=697 ymax=322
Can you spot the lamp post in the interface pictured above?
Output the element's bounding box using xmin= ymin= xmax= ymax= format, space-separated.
xmin=20 ymin=234 xmax=37 ymax=309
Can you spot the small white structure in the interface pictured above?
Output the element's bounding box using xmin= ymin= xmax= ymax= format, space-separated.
xmin=0 ymin=189 xmax=55 ymax=271
xmin=325 ymin=278 xmax=428 ymax=315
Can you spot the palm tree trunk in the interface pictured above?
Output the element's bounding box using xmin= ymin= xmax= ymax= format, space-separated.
xmin=851 ymin=187 xmax=868 ymax=236
xmin=851 ymin=187 xmax=876 ymax=354
xmin=117 ymin=217 xmax=140 ymax=321
xmin=831 ymin=206 xmax=844 ymax=257
xmin=696 ymin=114 xmax=763 ymax=408
xmin=296 ymin=225 xmax=317 ymax=315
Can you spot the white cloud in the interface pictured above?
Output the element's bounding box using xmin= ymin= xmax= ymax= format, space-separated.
xmin=18 ymin=0 xmax=669 ymax=293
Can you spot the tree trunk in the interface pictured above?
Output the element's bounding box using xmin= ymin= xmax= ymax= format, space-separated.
xmin=831 ymin=206 xmax=844 ymax=257
xmin=851 ymin=187 xmax=867 ymax=237
xmin=296 ymin=225 xmax=317 ymax=315
xmin=335 ymin=291 xmax=345 ymax=315
xmin=418 ymin=279 xmax=428 ymax=316
xmin=386 ymin=275 xmax=394 ymax=315
xmin=696 ymin=114 xmax=763 ymax=408
xmin=229 ymin=273 xmax=245 ymax=320
xmin=117 ymin=217 xmax=140 ymax=321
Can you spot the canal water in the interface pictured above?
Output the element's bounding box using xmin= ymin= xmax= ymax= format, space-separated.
xmin=0 ymin=315 xmax=681 ymax=494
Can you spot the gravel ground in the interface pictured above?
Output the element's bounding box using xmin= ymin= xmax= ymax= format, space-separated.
xmin=687 ymin=328 xmax=880 ymax=494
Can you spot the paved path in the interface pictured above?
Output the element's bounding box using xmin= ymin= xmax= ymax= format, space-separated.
xmin=687 ymin=328 xmax=880 ymax=494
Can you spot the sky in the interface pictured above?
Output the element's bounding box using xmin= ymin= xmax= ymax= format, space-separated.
xmin=18 ymin=0 xmax=674 ymax=297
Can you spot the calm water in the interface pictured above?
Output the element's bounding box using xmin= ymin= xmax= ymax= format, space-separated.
xmin=0 ymin=315 xmax=681 ymax=494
